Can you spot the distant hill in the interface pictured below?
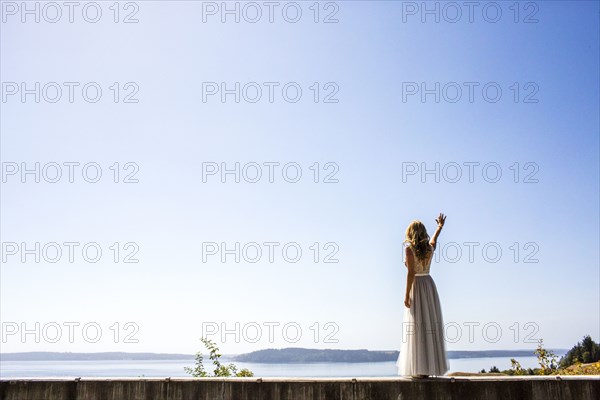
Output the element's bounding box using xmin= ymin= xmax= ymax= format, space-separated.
xmin=1 ymin=348 xmax=567 ymax=362
xmin=0 ymin=352 xmax=195 ymax=361
xmin=233 ymin=348 xmax=397 ymax=363
xmin=232 ymin=348 xmax=567 ymax=363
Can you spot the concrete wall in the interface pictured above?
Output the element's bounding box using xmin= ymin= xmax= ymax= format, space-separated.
xmin=1 ymin=376 xmax=599 ymax=400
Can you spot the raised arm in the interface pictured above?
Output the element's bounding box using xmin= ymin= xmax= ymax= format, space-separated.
xmin=429 ymin=212 xmax=446 ymax=251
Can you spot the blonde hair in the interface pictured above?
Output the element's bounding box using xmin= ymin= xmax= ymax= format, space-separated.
xmin=404 ymin=220 xmax=432 ymax=261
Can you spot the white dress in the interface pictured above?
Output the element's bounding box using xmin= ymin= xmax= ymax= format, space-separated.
xmin=397 ymin=245 xmax=449 ymax=376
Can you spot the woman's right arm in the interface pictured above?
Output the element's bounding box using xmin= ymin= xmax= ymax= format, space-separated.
xmin=429 ymin=212 xmax=446 ymax=251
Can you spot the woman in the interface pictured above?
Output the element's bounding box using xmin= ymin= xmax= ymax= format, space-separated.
xmin=397 ymin=213 xmax=449 ymax=378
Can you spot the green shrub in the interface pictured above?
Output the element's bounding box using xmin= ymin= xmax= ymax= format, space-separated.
xmin=184 ymin=337 xmax=254 ymax=377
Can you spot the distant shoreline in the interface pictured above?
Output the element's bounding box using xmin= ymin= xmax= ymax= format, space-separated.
xmin=0 ymin=348 xmax=568 ymax=363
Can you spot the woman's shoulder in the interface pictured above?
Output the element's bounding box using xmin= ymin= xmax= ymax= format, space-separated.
xmin=405 ymin=244 xmax=434 ymax=262
xmin=404 ymin=243 xmax=433 ymax=252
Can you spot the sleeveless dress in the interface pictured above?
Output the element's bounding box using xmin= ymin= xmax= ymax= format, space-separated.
xmin=397 ymin=245 xmax=449 ymax=376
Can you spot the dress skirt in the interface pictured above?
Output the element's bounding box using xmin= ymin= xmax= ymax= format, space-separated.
xmin=397 ymin=274 xmax=449 ymax=376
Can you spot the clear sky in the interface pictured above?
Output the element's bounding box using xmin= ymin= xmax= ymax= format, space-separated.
xmin=1 ymin=1 xmax=598 ymax=355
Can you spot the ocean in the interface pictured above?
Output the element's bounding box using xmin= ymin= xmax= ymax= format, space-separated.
xmin=0 ymin=356 xmax=556 ymax=378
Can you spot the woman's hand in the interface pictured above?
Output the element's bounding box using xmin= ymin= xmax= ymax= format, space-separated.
xmin=404 ymin=297 xmax=411 ymax=308
xmin=435 ymin=212 xmax=446 ymax=228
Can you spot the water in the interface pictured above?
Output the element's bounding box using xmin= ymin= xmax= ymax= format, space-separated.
xmin=0 ymin=356 xmax=556 ymax=378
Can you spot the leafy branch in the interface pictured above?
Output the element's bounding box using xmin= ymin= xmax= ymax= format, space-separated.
xmin=184 ymin=337 xmax=253 ymax=377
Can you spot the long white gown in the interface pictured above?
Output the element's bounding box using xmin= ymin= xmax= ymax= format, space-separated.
xmin=397 ymin=245 xmax=449 ymax=376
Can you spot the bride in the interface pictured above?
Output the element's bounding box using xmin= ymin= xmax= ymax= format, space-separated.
xmin=397 ymin=213 xmax=450 ymax=378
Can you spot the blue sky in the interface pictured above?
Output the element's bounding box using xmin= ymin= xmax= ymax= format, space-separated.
xmin=1 ymin=1 xmax=598 ymax=355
